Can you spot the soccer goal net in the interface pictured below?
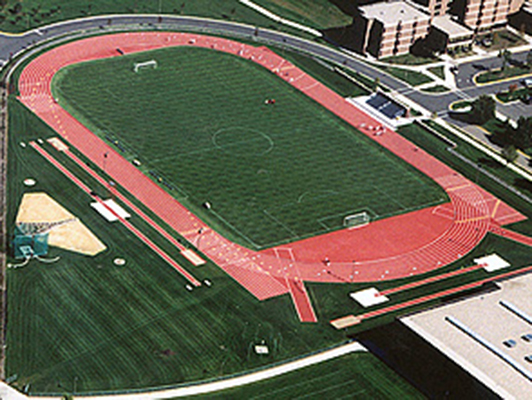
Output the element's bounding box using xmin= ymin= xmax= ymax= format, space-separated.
xmin=343 ymin=211 xmax=370 ymax=228
xmin=133 ymin=60 xmax=158 ymax=73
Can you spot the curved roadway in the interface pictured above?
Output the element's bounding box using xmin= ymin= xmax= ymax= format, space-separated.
xmin=2 ymin=13 xmax=530 ymax=120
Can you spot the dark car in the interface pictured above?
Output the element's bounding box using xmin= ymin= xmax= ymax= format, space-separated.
xmin=522 ymin=333 xmax=532 ymax=342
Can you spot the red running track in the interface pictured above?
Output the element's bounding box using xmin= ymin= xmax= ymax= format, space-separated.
xmin=29 ymin=141 xmax=202 ymax=287
xmin=18 ymin=32 xmax=530 ymax=322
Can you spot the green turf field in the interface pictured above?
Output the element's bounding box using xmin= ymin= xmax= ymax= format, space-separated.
xmin=52 ymin=46 xmax=447 ymax=249
xmin=6 ymin=98 xmax=345 ymax=394
xmin=5 ymin=97 xmax=429 ymax=396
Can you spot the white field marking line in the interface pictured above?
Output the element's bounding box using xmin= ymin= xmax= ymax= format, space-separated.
xmin=274 ymin=247 xmax=296 ymax=264
xmin=300 ymin=81 xmax=319 ymax=91
xmin=208 ymin=208 xmax=261 ymax=249
xmin=262 ymin=209 xmax=299 ymax=237
xmin=59 ymin=342 xmax=365 ymax=400
xmin=292 ymin=73 xmax=306 ymax=83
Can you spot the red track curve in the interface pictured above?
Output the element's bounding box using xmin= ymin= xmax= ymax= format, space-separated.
xmin=17 ymin=32 xmax=528 ymax=321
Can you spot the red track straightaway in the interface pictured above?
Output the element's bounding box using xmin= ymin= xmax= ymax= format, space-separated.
xmin=18 ymin=32 xmax=530 ymax=322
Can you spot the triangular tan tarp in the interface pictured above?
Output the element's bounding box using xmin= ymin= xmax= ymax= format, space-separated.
xmin=16 ymin=192 xmax=106 ymax=256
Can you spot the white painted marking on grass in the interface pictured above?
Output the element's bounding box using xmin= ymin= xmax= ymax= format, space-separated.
xmin=474 ymin=254 xmax=510 ymax=272
xmin=91 ymin=199 xmax=131 ymax=222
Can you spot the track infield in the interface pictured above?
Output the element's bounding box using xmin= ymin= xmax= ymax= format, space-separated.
xmin=17 ymin=32 xmax=527 ymax=324
xmin=51 ymin=45 xmax=447 ymax=250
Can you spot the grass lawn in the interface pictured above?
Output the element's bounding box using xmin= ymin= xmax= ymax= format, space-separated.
xmin=278 ymin=51 xmax=368 ymax=97
xmin=449 ymin=48 xmax=476 ymax=59
xmin=6 ymin=97 xmax=348 ymax=395
xmin=340 ymin=67 xmax=379 ymax=92
xmin=421 ymin=85 xmax=449 ymax=93
xmin=477 ymin=28 xmax=528 ymax=51
xmin=192 ymin=352 xmax=424 ymax=399
xmin=405 ymin=120 xmax=532 ymax=219
xmin=9 ymin=49 xmax=532 ymax=396
xmin=380 ymin=65 xmax=433 ymax=86
xmin=251 ymin=0 xmax=352 ymax=29
xmin=52 ymin=46 xmax=446 ymax=250
xmin=4 ymin=98 xmax=449 ymax=397
xmin=476 ymin=65 xmax=532 ymax=84
xmin=450 ymin=100 xmax=472 ymax=110
xmin=0 ymin=1 xmax=259 ymax=33
xmin=0 ymin=0 xmax=350 ymax=34
xmin=382 ymin=53 xmax=438 ymax=66
xmin=427 ymin=65 xmax=445 ymax=80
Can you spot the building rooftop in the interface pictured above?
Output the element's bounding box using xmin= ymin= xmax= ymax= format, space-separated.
xmin=432 ymin=15 xmax=473 ymax=38
xmin=360 ymin=1 xmax=430 ymax=26
xmin=402 ymin=272 xmax=532 ymax=399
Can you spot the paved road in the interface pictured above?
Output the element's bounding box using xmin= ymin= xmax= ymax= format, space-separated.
xmin=1 ymin=14 xmax=531 ymax=121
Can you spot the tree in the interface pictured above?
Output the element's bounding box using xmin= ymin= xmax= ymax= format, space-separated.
xmin=527 ymin=50 xmax=532 ymax=69
xmin=500 ymin=116 xmax=532 ymax=150
xmin=470 ymin=95 xmax=495 ymax=124
xmin=372 ymin=77 xmax=380 ymax=92
xmin=502 ymin=145 xmax=518 ymax=163
xmin=515 ymin=116 xmax=532 ymax=149
xmin=500 ymin=49 xmax=511 ymax=71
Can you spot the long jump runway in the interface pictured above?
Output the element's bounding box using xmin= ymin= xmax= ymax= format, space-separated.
xmin=17 ymin=32 xmax=530 ymax=322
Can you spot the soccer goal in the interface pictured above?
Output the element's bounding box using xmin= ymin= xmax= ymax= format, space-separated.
xmin=343 ymin=211 xmax=370 ymax=228
xmin=133 ymin=60 xmax=158 ymax=73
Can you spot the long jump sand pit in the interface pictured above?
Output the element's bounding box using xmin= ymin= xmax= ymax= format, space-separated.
xmin=16 ymin=192 xmax=106 ymax=256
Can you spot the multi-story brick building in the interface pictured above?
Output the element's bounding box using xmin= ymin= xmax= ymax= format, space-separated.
xmin=356 ymin=1 xmax=432 ymax=58
xmin=452 ymin=0 xmax=524 ymax=30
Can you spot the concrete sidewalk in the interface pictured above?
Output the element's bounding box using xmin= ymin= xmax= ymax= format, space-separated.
xmin=1 ymin=342 xmax=366 ymax=400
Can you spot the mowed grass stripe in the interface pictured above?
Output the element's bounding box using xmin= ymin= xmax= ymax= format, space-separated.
xmin=53 ymin=46 xmax=447 ymax=249
xmin=6 ymin=98 xmax=421 ymax=395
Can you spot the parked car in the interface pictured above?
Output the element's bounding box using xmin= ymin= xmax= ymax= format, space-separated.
xmin=503 ymin=339 xmax=517 ymax=348
xmin=521 ymin=333 xmax=532 ymax=342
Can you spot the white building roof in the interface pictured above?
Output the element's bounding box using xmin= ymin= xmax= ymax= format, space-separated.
xmin=360 ymin=1 xmax=430 ymax=27
xmin=432 ymin=15 xmax=473 ymax=38
xmin=402 ymin=272 xmax=532 ymax=399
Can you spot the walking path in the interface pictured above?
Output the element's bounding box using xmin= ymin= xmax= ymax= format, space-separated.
xmin=0 ymin=341 xmax=366 ymax=399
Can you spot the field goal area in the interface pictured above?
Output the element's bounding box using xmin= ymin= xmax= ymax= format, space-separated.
xmin=344 ymin=211 xmax=370 ymax=228
xmin=133 ymin=60 xmax=158 ymax=73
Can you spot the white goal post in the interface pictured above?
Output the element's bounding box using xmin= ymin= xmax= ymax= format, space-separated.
xmin=343 ymin=211 xmax=370 ymax=228
xmin=133 ymin=60 xmax=158 ymax=73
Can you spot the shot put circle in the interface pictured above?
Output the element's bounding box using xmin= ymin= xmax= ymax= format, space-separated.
xmin=113 ymin=258 xmax=126 ymax=266
xmin=23 ymin=178 xmax=36 ymax=187
xmin=212 ymin=127 xmax=274 ymax=156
